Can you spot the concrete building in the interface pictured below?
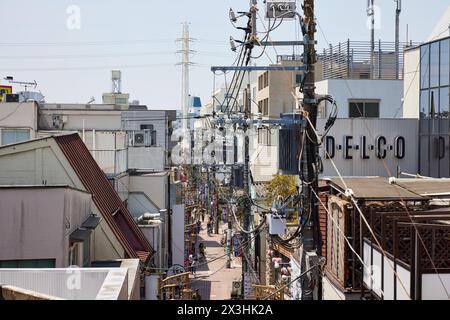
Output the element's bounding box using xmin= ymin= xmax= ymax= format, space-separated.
xmin=0 ymin=102 xmax=38 ymax=146
xmin=403 ymin=7 xmax=450 ymax=177
xmin=0 ymin=134 xmax=154 ymax=266
xmin=0 ymin=186 xmax=96 ymax=268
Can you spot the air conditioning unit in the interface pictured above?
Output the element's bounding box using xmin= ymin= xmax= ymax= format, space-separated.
xmin=133 ymin=132 xmax=146 ymax=146
xmin=131 ymin=130 xmax=151 ymax=147
xmin=51 ymin=115 xmax=68 ymax=130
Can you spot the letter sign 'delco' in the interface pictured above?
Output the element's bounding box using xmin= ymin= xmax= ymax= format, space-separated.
xmin=361 ymin=136 xmax=370 ymax=159
xmin=323 ymin=135 xmax=406 ymax=161
xmin=325 ymin=136 xmax=335 ymax=159
xmin=376 ymin=136 xmax=387 ymax=159
xmin=344 ymin=136 xmax=353 ymax=160
xmin=394 ymin=136 xmax=406 ymax=160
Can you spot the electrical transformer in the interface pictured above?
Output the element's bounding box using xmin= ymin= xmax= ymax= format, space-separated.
xmin=231 ymin=167 xmax=244 ymax=188
xmin=278 ymin=113 xmax=302 ymax=175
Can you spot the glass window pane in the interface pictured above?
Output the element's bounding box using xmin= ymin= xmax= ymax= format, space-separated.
xmin=1 ymin=129 xmax=30 ymax=145
xmin=441 ymin=39 xmax=450 ymax=86
xmin=349 ymin=103 xmax=363 ymax=118
xmin=420 ymin=90 xmax=429 ymax=119
xmin=421 ymin=44 xmax=430 ymax=89
xmin=364 ymin=102 xmax=380 ymax=118
xmin=430 ymin=42 xmax=440 ymax=88
xmin=430 ymin=88 xmax=439 ymax=118
xmin=440 ymin=87 xmax=450 ymax=119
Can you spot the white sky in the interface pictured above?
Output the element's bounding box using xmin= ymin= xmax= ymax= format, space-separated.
xmin=0 ymin=0 xmax=448 ymax=109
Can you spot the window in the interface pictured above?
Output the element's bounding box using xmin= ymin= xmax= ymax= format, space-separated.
xmin=1 ymin=129 xmax=30 ymax=146
xmin=419 ymin=38 xmax=450 ymax=120
xmin=258 ymin=72 xmax=269 ymax=91
xmin=349 ymin=101 xmax=380 ymax=118
xmin=430 ymin=88 xmax=439 ymax=118
xmin=258 ymin=98 xmax=269 ymax=116
xmin=257 ymin=128 xmax=271 ymax=146
xmin=420 ymin=44 xmax=430 ymax=90
xmin=430 ymin=42 xmax=440 ymax=88
xmin=440 ymin=39 xmax=449 ymax=86
xmin=0 ymin=259 xmax=56 ymax=268
xmin=440 ymin=87 xmax=450 ymax=119
xmin=420 ymin=90 xmax=430 ymax=119
xmin=140 ymin=124 xmax=157 ymax=146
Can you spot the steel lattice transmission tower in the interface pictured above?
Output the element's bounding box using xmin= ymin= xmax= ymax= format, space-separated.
xmin=177 ymin=23 xmax=196 ymax=157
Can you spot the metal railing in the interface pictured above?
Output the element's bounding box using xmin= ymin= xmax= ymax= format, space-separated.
xmin=90 ymin=149 xmax=128 ymax=176
xmin=320 ymin=40 xmax=417 ymax=81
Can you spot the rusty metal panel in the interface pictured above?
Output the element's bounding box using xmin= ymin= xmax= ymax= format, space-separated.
xmin=328 ymin=177 xmax=426 ymax=201
xmin=55 ymin=134 xmax=153 ymax=263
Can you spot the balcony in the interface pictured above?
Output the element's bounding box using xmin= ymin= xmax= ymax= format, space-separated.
xmin=320 ymin=40 xmax=417 ymax=81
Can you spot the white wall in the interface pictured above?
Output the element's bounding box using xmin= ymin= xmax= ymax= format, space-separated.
xmin=39 ymin=109 xmax=122 ymax=131
xmin=403 ymin=47 xmax=421 ymax=119
xmin=128 ymin=147 xmax=165 ymax=171
xmin=0 ymin=102 xmax=38 ymax=145
xmin=422 ymin=274 xmax=450 ymax=300
xmin=0 ymin=139 xmax=126 ymax=261
xmin=171 ymin=204 xmax=185 ymax=267
xmin=128 ymin=174 xmax=168 ymax=211
xmin=319 ymin=119 xmax=419 ymax=177
xmin=0 ymin=102 xmax=38 ymax=132
xmin=316 ymin=79 xmax=404 ymax=118
xmin=0 ymin=187 xmax=91 ymax=268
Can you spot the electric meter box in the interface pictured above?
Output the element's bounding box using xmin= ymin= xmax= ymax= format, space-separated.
xmin=267 ymin=213 xmax=286 ymax=236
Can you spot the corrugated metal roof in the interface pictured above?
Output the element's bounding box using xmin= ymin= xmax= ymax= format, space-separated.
xmin=328 ymin=177 xmax=426 ymax=201
xmin=54 ymin=133 xmax=154 ymax=264
xmin=394 ymin=179 xmax=450 ymax=197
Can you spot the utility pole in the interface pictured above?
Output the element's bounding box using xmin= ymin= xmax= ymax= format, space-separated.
xmin=300 ymin=0 xmax=321 ymax=300
xmin=394 ymin=0 xmax=402 ymax=80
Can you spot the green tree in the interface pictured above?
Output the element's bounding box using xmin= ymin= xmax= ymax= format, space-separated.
xmin=265 ymin=174 xmax=298 ymax=206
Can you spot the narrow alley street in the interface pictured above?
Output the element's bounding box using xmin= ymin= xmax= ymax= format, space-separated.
xmin=190 ymin=221 xmax=242 ymax=300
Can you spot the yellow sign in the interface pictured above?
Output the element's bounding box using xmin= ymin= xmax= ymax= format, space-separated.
xmin=0 ymin=86 xmax=12 ymax=102
xmin=285 ymin=208 xmax=299 ymax=226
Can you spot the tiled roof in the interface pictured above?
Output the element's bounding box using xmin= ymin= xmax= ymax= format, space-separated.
xmin=54 ymin=133 xmax=154 ymax=264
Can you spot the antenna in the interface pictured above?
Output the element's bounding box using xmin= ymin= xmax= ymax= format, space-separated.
xmin=394 ymin=0 xmax=402 ymax=79
xmin=4 ymin=76 xmax=37 ymax=92
xmin=367 ymin=0 xmax=375 ymax=79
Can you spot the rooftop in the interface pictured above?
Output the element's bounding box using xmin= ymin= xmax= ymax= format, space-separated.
xmin=0 ymin=259 xmax=139 ymax=300
xmin=327 ymin=177 xmax=426 ymax=201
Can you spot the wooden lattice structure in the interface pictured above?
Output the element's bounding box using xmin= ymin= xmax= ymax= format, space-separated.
xmin=159 ymin=272 xmax=190 ymax=300
xmin=253 ymin=285 xmax=284 ymax=300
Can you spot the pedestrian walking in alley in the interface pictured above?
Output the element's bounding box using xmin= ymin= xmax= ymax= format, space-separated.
xmin=199 ymin=243 xmax=206 ymax=261
xmin=196 ymin=220 xmax=201 ymax=234
xmin=190 ymin=254 xmax=199 ymax=278
xmin=207 ymin=220 xmax=213 ymax=237
xmin=201 ymin=210 xmax=205 ymax=223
